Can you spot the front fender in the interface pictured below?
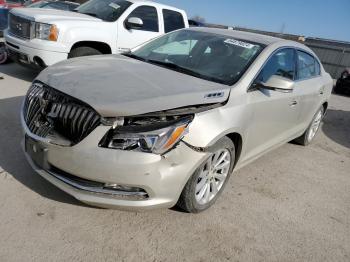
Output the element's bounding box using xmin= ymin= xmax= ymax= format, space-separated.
xmin=59 ymin=24 xmax=116 ymax=52
xmin=182 ymin=103 xmax=250 ymax=149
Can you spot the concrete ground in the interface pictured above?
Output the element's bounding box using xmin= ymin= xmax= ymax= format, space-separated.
xmin=0 ymin=63 xmax=349 ymax=262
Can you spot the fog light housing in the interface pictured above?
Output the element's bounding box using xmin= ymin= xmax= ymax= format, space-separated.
xmin=104 ymin=183 xmax=145 ymax=193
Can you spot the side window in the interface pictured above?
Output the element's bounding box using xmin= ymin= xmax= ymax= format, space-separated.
xmin=257 ymin=48 xmax=296 ymax=83
xmin=127 ymin=6 xmax=159 ymax=32
xmin=163 ymin=9 xmax=185 ymax=33
xmin=297 ymin=51 xmax=318 ymax=80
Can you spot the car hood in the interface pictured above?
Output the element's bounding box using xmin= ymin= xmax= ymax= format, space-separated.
xmin=10 ymin=8 xmax=100 ymax=23
xmin=36 ymin=55 xmax=230 ymax=117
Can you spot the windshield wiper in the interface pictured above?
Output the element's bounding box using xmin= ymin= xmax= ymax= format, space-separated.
xmin=122 ymin=53 xmax=147 ymax=62
xmin=146 ymin=59 xmax=226 ymax=84
xmin=122 ymin=54 xmax=226 ymax=84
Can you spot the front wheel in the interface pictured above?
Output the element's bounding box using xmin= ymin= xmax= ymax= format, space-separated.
xmin=177 ymin=137 xmax=235 ymax=213
xmin=68 ymin=46 xmax=102 ymax=59
xmin=0 ymin=43 xmax=9 ymax=64
xmin=294 ymin=106 xmax=324 ymax=146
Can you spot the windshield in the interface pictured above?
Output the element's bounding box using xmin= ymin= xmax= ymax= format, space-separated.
xmin=28 ymin=1 xmax=48 ymax=8
xmin=130 ymin=30 xmax=264 ymax=85
xmin=29 ymin=1 xmax=78 ymax=10
xmin=75 ymin=0 xmax=131 ymax=22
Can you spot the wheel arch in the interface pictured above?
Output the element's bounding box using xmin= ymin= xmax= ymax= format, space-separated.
xmin=225 ymin=132 xmax=243 ymax=167
xmin=70 ymin=41 xmax=112 ymax=54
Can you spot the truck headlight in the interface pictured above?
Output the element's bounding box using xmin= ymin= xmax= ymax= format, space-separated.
xmin=99 ymin=115 xmax=193 ymax=155
xmin=35 ymin=23 xmax=59 ymax=41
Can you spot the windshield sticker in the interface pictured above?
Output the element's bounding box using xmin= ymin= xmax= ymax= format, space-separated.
xmin=224 ymin=39 xmax=256 ymax=49
xmin=109 ymin=3 xmax=120 ymax=10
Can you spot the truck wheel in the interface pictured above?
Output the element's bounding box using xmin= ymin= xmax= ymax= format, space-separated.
xmin=68 ymin=47 xmax=102 ymax=59
xmin=0 ymin=44 xmax=9 ymax=65
xmin=177 ymin=137 xmax=235 ymax=213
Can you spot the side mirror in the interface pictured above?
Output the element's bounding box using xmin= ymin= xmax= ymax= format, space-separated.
xmin=254 ymin=75 xmax=294 ymax=93
xmin=125 ymin=17 xmax=143 ymax=30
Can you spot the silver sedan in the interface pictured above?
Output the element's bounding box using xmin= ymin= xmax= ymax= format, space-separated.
xmin=21 ymin=28 xmax=333 ymax=213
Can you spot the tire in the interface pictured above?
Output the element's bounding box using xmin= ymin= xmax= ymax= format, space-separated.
xmin=177 ymin=137 xmax=235 ymax=213
xmin=0 ymin=44 xmax=9 ymax=65
xmin=294 ymin=106 xmax=325 ymax=146
xmin=68 ymin=46 xmax=102 ymax=59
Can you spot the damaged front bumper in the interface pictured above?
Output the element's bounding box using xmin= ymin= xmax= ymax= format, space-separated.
xmin=22 ymin=122 xmax=209 ymax=210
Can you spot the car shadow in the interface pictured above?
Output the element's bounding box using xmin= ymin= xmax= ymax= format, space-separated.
xmin=0 ymin=96 xmax=94 ymax=208
xmin=0 ymin=63 xmax=39 ymax=82
xmin=322 ymin=109 xmax=350 ymax=149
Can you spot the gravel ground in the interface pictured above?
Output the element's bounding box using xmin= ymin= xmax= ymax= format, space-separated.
xmin=0 ymin=63 xmax=349 ymax=262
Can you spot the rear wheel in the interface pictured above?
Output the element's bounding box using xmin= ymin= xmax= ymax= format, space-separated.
xmin=177 ymin=137 xmax=235 ymax=213
xmin=68 ymin=46 xmax=102 ymax=59
xmin=294 ymin=106 xmax=324 ymax=146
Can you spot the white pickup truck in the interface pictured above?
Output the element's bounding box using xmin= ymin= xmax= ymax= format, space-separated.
xmin=4 ymin=0 xmax=188 ymax=68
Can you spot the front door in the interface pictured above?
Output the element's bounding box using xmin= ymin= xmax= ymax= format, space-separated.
xmin=117 ymin=5 xmax=162 ymax=52
xmin=243 ymin=48 xmax=301 ymax=161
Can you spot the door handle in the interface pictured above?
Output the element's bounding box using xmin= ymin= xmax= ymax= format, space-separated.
xmin=319 ymin=87 xmax=325 ymax=95
xmin=289 ymin=100 xmax=298 ymax=107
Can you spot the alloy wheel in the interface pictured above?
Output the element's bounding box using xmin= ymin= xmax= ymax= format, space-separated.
xmin=307 ymin=109 xmax=323 ymax=142
xmin=195 ymin=149 xmax=231 ymax=205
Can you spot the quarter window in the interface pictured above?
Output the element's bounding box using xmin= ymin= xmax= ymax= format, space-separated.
xmin=127 ymin=6 xmax=159 ymax=32
xmin=163 ymin=9 xmax=185 ymax=33
xmin=257 ymin=48 xmax=296 ymax=83
xmin=297 ymin=51 xmax=319 ymax=79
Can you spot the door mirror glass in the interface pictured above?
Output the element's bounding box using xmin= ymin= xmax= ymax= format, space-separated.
xmin=125 ymin=17 xmax=144 ymax=30
xmin=256 ymin=75 xmax=294 ymax=92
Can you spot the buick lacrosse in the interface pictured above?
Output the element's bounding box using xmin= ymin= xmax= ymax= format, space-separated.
xmin=22 ymin=28 xmax=332 ymax=213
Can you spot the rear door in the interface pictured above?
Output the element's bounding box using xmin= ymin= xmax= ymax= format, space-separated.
xmin=162 ymin=9 xmax=186 ymax=33
xmin=293 ymin=50 xmax=324 ymax=128
xmin=244 ymin=48 xmax=301 ymax=160
xmin=117 ymin=5 xmax=162 ymax=51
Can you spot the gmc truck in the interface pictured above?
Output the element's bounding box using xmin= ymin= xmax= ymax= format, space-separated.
xmin=4 ymin=0 xmax=189 ymax=69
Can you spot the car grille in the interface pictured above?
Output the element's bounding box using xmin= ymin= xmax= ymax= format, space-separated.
xmin=9 ymin=13 xmax=33 ymax=39
xmin=23 ymin=82 xmax=101 ymax=145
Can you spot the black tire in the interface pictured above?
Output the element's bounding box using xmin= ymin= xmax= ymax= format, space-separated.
xmin=68 ymin=46 xmax=102 ymax=59
xmin=294 ymin=106 xmax=324 ymax=146
xmin=0 ymin=44 xmax=9 ymax=65
xmin=177 ymin=137 xmax=236 ymax=213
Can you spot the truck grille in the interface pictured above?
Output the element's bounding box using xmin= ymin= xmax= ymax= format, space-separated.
xmin=9 ymin=13 xmax=33 ymax=39
xmin=23 ymin=82 xmax=101 ymax=145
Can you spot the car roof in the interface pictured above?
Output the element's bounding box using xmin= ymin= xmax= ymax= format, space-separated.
xmin=188 ymin=27 xmax=287 ymax=46
xmin=128 ymin=0 xmax=185 ymax=12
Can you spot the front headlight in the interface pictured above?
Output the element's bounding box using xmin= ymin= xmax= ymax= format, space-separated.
xmin=99 ymin=115 xmax=193 ymax=155
xmin=35 ymin=23 xmax=59 ymax=41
